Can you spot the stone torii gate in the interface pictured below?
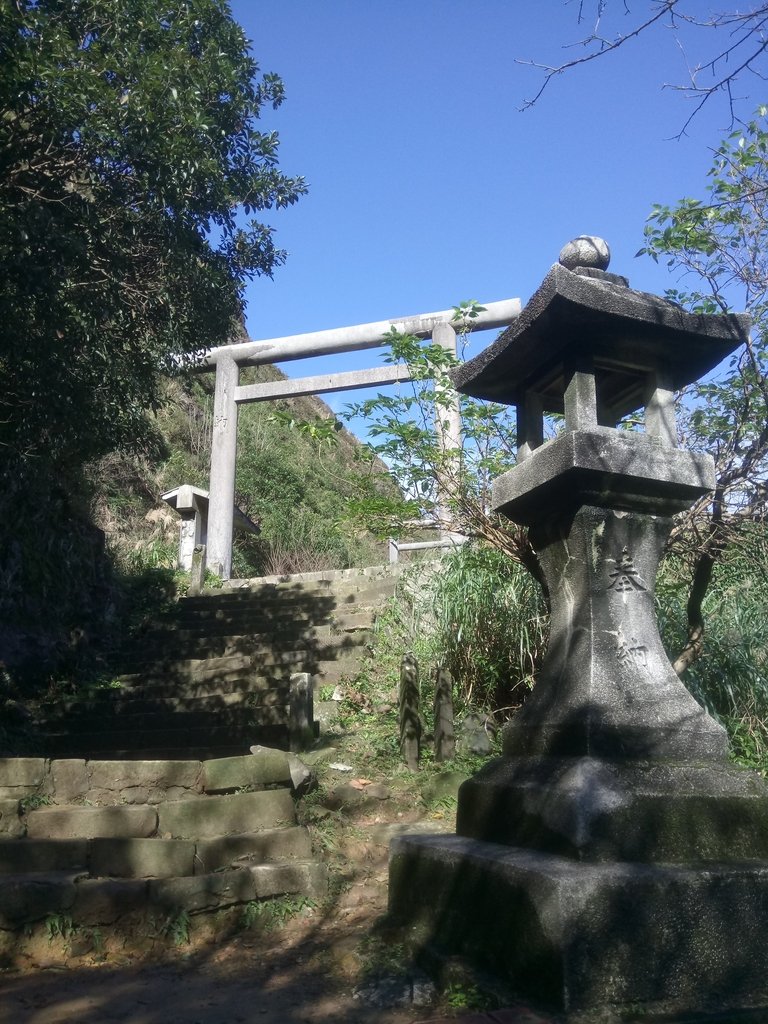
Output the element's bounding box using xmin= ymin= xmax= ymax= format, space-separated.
xmin=199 ymin=299 xmax=522 ymax=579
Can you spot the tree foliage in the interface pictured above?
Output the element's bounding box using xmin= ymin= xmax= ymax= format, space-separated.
xmin=639 ymin=107 xmax=768 ymax=670
xmin=0 ymin=0 xmax=305 ymax=468
xmin=344 ymin=320 xmax=546 ymax=592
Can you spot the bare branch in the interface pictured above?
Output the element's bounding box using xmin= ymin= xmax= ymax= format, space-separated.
xmin=516 ymin=1 xmax=678 ymax=110
xmin=519 ymin=2 xmax=768 ymax=131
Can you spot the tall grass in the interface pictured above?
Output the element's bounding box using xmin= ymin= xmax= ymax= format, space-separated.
xmin=385 ymin=532 xmax=768 ymax=770
xmin=390 ymin=543 xmax=549 ymax=716
xmin=657 ymin=533 xmax=768 ymax=771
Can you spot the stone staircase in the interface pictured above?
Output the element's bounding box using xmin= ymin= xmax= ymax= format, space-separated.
xmin=0 ymin=750 xmax=326 ymax=940
xmin=0 ymin=567 xmax=401 ymax=942
xmin=34 ymin=566 xmax=400 ymax=761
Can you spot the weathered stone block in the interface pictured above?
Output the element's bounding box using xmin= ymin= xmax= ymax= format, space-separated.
xmin=89 ymin=838 xmax=195 ymax=879
xmin=72 ymin=877 xmax=148 ymax=925
xmin=0 ymin=839 xmax=87 ymax=874
xmin=248 ymin=860 xmax=327 ymax=900
xmin=0 ymin=799 xmax=22 ymax=838
xmin=157 ymin=789 xmax=294 ymax=840
xmin=0 ymin=758 xmax=46 ymax=792
xmin=149 ymin=867 xmax=255 ymax=913
xmin=26 ymin=804 xmax=158 ymax=840
xmin=390 ymin=834 xmax=768 ymax=1019
xmin=87 ymin=760 xmax=202 ymax=804
xmin=194 ymin=827 xmax=312 ymax=873
xmin=0 ymin=872 xmax=78 ymax=928
xmin=202 ymin=750 xmax=290 ymax=792
xmin=50 ymin=760 xmax=88 ymax=804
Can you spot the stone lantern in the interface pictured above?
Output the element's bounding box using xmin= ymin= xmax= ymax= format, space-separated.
xmin=389 ymin=240 xmax=768 ymax=1021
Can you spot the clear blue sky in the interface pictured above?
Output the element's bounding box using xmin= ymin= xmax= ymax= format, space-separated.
xmin=228 ymin=1 xmax=757 ymax=404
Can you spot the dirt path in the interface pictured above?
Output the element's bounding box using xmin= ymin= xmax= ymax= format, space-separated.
xmin=0 ymin=809 xmax=441 ymax=1024
xmin=0 ymin=803 xmax=556 ymax=1024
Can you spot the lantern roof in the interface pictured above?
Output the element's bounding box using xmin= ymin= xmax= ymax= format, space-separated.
xmin=450 ymin=258 xmax=749 ymax=419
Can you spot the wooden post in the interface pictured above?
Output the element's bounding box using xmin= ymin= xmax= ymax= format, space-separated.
xmin=399 ymin=653 xmax=421 ymax=771
xmin=433 ymin=665 xmax=456 ymax=762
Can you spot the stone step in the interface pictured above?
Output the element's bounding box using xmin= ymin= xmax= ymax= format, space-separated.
xmin=123 ymin=636 xmax=311 ymax=663
xmin=43 ymin=746 xmax=252 ymax=762
xmin=38 ymin=688 xmax=289 ymax=719
xmin=38 ymin=723 xmax=288 ymax=759
xmin=24 ymin=788 xmax=295 ymax=841
xmin=157 ymin=788 xmax=296 ymax=840
xmin=113 ymin=674 xmax=290 ymax=701
xmin=124 ymin=627 xmax=369 ymax=667
xmin=0 ymin=859 xmax=327 ymax=930
xmin=26 ymin=803 xmax=159 ymax=840
xmin=141 ymin=612 xmax=373 ymax=643
xmin=313 ymin=658 xmax=371 ymax=686
xmin=169 ymin=600 xmax=377 ymax=623
xmin=37 ymin=705 xmax=291 ymax=735
xmin=121 ymin=650 xmax=306 ymax=678
xmin=0 ymin=752 xmax=305 ymax=809
xmin=0 ymin=827 xmax=311 ymax=877
xmin=144 ymin=618 xmax=319 ymax=641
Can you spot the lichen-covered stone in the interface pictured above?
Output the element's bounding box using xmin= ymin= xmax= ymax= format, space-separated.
xmin=157 ymin=789 xmax=294 ymax=840
xmin=72 ymin=877 xmax=148 ymax=925
xmin=194 ymin=827 xmax=312 ymax=873
xmin=202 ymin=750 xmax=290 ymax=793
xmin=50 ymin=760 xmax=88 ymax=804
xmin=87 ymin=760 xmax=202 ymax=806
xmin=26 ymin=804 xmax=157 ymax=840
xmin=0 ymin=799 xmax=22 ymax=838
xmin=89 ymin=838 xmax=195 ymax=879
xmin=0 ymin=758 xmax=46 ymax=793
xmin=0 ymin=872 xmax=78 ymax=928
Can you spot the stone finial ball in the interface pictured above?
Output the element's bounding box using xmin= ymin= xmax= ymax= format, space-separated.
xmin=559 ymin=236 xmax=611 ymax=271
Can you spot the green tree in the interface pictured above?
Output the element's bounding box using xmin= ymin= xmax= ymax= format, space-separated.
xmin=640 ymin=107 xmax=768 ymax=671
xmin=0 ymin=0 xmax=305 ymax=468
xmin=344 ymin=322 xmax=546 ymax=594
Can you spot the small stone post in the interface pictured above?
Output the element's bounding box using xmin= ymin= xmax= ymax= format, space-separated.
xmin=399 ymin=653 xmax=421 ymax=771
xmin=433 ymin=665 xmax=456 ymax=762
xmin=188 ymin=544 xmax=206 ymax=597
xmin=289 ymin=672 xmax=314 ymax=752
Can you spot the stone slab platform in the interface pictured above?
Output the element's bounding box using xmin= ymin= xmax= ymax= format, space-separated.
xmin=389 ymin=834 xmax=768 ymax=1021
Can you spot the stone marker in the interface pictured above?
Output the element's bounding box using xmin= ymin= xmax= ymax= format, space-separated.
xmin=433 ymin=666 xmax=455 ymax=762
xmin=288 ymin=672 xmax=315 ymax=752
xmin=399 ymin=653 xmax=421 ymax=772
xmin=189 ymin=542 xmax=206 ymax=596
xmin=389 ymin=239 xmax=768 ymax=1022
